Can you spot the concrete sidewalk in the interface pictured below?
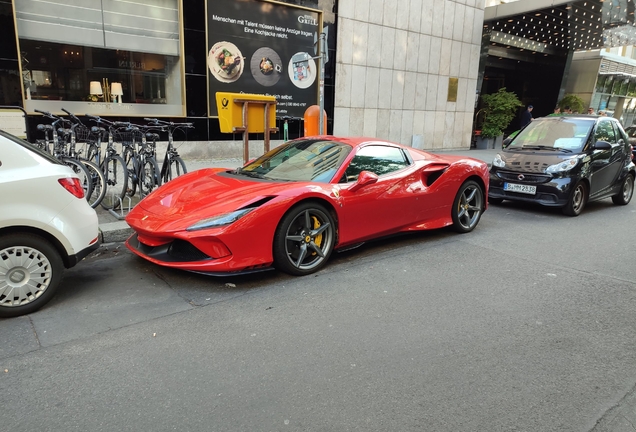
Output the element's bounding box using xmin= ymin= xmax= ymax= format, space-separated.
xmin=97 ymin=147 xmax=501 ymax=243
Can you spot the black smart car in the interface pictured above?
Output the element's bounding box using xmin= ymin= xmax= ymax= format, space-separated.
xmin=488 ymin=115 xmax=636 ymax=216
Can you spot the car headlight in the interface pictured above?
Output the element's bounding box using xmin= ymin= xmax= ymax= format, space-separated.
xmin=186 ymin=208 xmax=255 ymax=231
xmin=493 ymin=154 xmax=505 ymax=168
xmin=545 ymin=158 xmax=579 ymax=174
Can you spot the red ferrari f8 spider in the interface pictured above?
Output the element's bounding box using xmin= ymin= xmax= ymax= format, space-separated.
xmin=125 ymin=136 xmax=489 ymax=276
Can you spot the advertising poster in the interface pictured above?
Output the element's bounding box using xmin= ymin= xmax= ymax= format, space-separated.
xmin=207 ymin=0 xmax=322 ymax=118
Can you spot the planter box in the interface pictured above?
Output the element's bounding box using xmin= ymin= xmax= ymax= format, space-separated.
xmin=475 ymin=135 xmax=503 ymax=149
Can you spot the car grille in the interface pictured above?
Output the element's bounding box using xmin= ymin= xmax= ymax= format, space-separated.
xmin=167 ymin=240 xmax=210 ymax=261
xmin=496 ymin=171 xmax=551 ymax=184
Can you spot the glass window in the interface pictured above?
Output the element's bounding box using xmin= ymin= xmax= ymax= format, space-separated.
xmin=239 ymin=139 xmax=352 ymax=183
xmin=603 ymin=75 xmax=614 ymax=94
xmin=596 ymin=75 xmax=607 ymax=93
xmin=343 ymin=145 xmax=410 ymax=182
xmin=507 ymin=118 xmax=594 ymax=152
xmin=15 ymin=0 xmax=184 ymax=117
xmin=595 ymin=120 xmax=617 ymax=143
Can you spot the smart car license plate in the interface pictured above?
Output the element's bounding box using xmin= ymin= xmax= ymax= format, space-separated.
xmin=504 ymin=182 xmax=536 ymax=195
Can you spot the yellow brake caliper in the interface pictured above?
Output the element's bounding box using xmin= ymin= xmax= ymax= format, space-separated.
xmin=311 ymin=216 xmax=322 ymax=255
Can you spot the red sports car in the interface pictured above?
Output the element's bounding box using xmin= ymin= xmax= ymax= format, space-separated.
xmin=125 ymin=136 xmax=489 ymax=276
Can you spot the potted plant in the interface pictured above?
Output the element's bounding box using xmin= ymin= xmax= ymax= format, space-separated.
xmin=477 ymin=88 xmax=522 ymax=149
xmin=557 ymin=94 xmax=584 ymax=113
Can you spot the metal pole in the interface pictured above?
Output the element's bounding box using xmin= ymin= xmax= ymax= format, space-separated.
xmin=242 ymin=102 xmax=249 ymax=164
xmin=319 ymin=32 xmax=326 ymax=135
xmin=264 ymin=102 xmax=271 ymax=153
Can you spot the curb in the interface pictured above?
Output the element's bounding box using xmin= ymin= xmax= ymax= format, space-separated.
xmin=99 ymin=221 xmax=132 ymax=244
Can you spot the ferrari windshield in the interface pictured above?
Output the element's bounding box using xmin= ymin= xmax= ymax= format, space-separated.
xmin=237 ymin=139 xmax=352 ymax=182
xmin=507 ymin=117 xmax=594 ymax=152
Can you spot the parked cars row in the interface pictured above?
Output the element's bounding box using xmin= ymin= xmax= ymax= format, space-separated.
xmin=2 ymin=113 xmax=635 ymax=317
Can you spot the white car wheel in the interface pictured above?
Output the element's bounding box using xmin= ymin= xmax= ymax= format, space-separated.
xmin=0 ymin=233 xmax=64 ymax=318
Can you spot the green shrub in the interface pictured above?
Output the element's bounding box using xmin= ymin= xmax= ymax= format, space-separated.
xmin=480 ymin=88 xmax=523 ymax=138
xmin=558 ymin=94 xmax=585 ymax=113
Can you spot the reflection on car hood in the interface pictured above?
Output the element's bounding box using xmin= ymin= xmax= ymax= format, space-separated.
xmin=137 ymin=168 xmax=293 ymax=219
xmin=501 ymin=150 xmax=576 ymax=173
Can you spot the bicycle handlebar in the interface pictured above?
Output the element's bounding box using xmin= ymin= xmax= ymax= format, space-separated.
xmin=61 ymin=107 xmax=82 ymax=124
xmin=85 ymin=114 xmax=116 ymax=127
xmin=34 ymin=109 xmax=54 ymax=117
xmin=144 ymin=117 xmax=194 ymax=128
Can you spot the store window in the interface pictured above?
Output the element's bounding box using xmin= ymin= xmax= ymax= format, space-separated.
xmin=15 ymin=0 xmax=184 ymax=116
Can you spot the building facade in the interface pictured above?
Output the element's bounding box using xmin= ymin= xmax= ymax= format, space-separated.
xmin=1 ymin=0 xmax=486 ymax=155
xmin=566 ymin=47 xmax=636 ymax=126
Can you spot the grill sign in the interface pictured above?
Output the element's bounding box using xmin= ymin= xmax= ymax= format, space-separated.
xmin=207 ymin=0 xmax=321 ymax=118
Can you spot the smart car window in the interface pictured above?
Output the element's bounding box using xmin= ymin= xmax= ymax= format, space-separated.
xmin=343 ymin=145 xmax=409 ymax=182
xmin=594 ymin=120 xmax=617 ymax=143
xmin=507 ymin=118 xmax=593 ymax=152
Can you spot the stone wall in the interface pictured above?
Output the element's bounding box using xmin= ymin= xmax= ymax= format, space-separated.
xmin=333 ymin=0 xmax=485 ymax=149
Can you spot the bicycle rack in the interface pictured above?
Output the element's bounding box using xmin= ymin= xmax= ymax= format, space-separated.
xmin=107 ymin=193 xmax=133 ymax=220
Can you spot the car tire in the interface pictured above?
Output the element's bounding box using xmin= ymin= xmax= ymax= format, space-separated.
xmin=562 ymin=181 xmax=587 ymax=216
xmin=611 ymin=174 xmax=634 ymax=205
xmin=0 ymin=233 xmax=64 ymax=318
xmin=488 ymin=196 xmax=504 ymax=205
xmin=452 ymin=180 xmax=485 ymax=233
xmin=273 ymin=202 xmax=336 ymax=276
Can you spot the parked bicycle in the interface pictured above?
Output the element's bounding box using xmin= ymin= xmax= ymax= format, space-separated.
xmin=115 ymin=121 xmax=161 ymax=201
xmin=60 ymin=108 xmax=107 ymax=208
xmin=33 ymin=109 xmax=93 ymax=201
xmin=84 ymin=114 xmax=129 ymax=211
xmin=144 ymin=118 xmax=191 ymax=183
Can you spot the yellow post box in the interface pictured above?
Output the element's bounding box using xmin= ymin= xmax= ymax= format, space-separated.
xmin=215 ymin=92 xmax=277 ymax=133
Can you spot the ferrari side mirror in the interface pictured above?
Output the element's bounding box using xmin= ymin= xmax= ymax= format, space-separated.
xmin=349 ymin=170 xmax=378 ymax=192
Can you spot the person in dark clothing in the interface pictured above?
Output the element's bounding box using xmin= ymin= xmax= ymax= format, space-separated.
xmin=520 ymin=105 xmax=533 ymax=128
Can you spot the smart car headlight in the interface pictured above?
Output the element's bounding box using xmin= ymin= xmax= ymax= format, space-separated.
xmin=186 ymin=208 xmax=255 ymax=231
xmin=545 ymin=158 xmax=579 ymax=174
xmin=493 ymin=154 xmax=505 ymax=168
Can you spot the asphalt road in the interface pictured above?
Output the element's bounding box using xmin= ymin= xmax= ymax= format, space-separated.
xmin=2 ymin=199 xmax=636 ymax=431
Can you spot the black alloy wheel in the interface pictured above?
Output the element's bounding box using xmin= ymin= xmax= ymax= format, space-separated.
xmin=273 ymin=202 xmax=336 ymax=276
xmin=562 ymin=181 xmax=587 ymax=216
xmin=612 ymin=174 xmax=634 ymax=205
xmin=451 ymin=180 xmax=484 ymax=233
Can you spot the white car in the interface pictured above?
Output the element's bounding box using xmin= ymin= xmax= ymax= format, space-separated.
xmin=0 ymin=130 xmax=100 ymax=317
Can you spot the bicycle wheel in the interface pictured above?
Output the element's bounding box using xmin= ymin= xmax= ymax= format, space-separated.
xmin=140 ymin=157 xmax=160 ymax=198
xmin=82 ymin=159 xmax=107 ymax=208
xmin=85 ymin=143 xmax=101 ymax=166
xmin=162 ymin=156 xmax=187 ymax=183
xmin=101 ymin=155 xmax=128 ymax=211
xmin=60 ymin=157 xmax=93 ymax=199
xmin=122 ymin=148 xmax=138 ymax=198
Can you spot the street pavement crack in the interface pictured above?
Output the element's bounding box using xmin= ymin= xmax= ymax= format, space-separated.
xmin=589 ymin=379 xmax=636 ymax=431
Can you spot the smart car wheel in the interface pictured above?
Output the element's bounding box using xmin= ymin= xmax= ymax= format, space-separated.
xmin=273 ymin=202 xmax=336 ymax=276
xmin=562 ymin=181 xmax=587 ymax=216
xmin=0 ymin=233 xmax=64 ymax=318
xmin=611 ymin=174 xmax=634 ymax=205
xmin=452 ymin=180 xmax=484 ymax=233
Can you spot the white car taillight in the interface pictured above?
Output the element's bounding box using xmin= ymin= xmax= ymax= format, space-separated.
xmin=58 ymin=177 xmax=85 ymax=199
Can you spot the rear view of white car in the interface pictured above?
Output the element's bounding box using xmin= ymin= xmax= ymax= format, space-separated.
xmin=0 ymin=130 xmax=100 ymax=318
